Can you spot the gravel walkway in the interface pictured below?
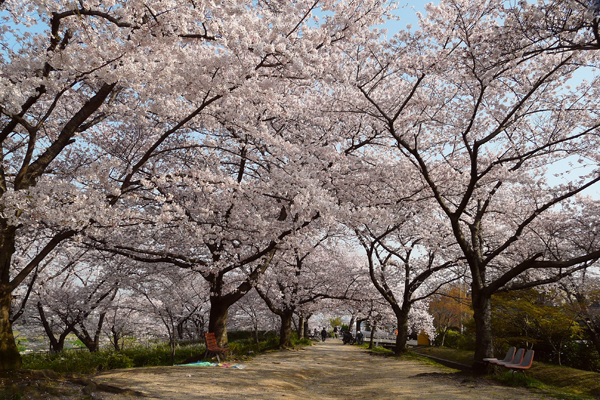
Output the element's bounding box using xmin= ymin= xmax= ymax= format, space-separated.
xmin=95 ymin=339 xmax=548 ymax=399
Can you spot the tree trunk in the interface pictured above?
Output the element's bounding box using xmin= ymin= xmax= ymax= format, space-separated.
xmin=586 ymin=326 xmax=600 ymax=359
xmin=472 ymin=290 xmax=494 ymax=373
xmin=348 ymin=315 xmax=356 ymax=333
xmin=37 ymin=301 xmax=70 ymax=352
xmin=192 ymin=316 xmax=205 ymax=340
xmin=254 ymin=321 xmax=259 ymax=344
xmin=0 ymin=225 xmax=21 ymax=370
xmin=0 ymin=293 xmax=22 ymax=370
xmin=177 ymin=322 xmax=185 ymax=340
xmin=169 ymin=334 xmax=176 ymax=366
xmin=394 ymin=309 xmax=410 ymax=355
xmin=297 ymin=315 xmax=304 ymax=339
xmin=440 ymin=328 xmax=448 ymax=347
xmin=303 ymin=319 xmax=310 ymax=339
xmin=111 ymin=326 xmax=122 ymax=351
xmin=208 ymin=297 xmax=229 ymax=347
xmin=73 ymin=325 xmax=100 ymax=352
xmin=368 ymin=321 xmax=377 ymax=349
xmin=72 ymin=311 xmax=106 ymax=353
xmin=279 ymin=311 xmax=294 ymax=348
xmin=356 ymin=318 xmax=365 ymax=336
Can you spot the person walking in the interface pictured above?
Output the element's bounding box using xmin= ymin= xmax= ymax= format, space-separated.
xmin=321 ymin=327 xmax=328 ymax=342
xmin=333 ymin=326 xmax=338 ymax=339
xmin=356 ymin=331 xmax=364 ymax=345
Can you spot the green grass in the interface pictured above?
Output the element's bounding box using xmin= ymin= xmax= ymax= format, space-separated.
xmin=412 ymin=347 xmax=600 ymax=399
xmin=411 ymin=346 xmax=475 ymax=366
xmin=358 ymin=343 xmax=461 ymax=371
xmin=66 ymin=338 xmax=85 ymax=348
xmin=356 ymin=342 xmax=394 ymax=355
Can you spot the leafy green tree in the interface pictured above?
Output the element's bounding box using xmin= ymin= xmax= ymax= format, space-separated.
xmin=429 ymin=283 xmax=472 ymax=347
xmin=559 ymin=274 xmax=600 ymax=361
xmin=491 ymin=289 xmax=582 ymax=365
xmin=329 ymin=317 xmax=342 ymax=329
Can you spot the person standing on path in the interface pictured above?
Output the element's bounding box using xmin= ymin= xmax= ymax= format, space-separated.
xmin=356 ymin=331 xmax=364 ymax=345
xmin=333 ymin=326 xmax=338 ymax=338
xmin=321 ymin=327 xmax=328 ymax=342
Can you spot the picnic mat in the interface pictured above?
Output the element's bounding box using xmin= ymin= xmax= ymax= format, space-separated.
xmin=176 ymin=361 xmax=247 ymax=369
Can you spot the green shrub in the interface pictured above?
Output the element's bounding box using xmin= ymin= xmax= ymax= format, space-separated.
xmin=440 ymin=330 xmax=461 ymax=349
xmin=121 ymin=345 xmax=171 ymax=367
xmin=101 ymin=352 xmax=134 ymax=370
xmin=227 ymin=330 xmax=256 ymax=342
xmin=456 ymin=332 xmax=476 ymax=351
xmin=292 ymin=337 xmax=312 ymax=346
xmin=22 ymin=343 xmax=206 ymax=373
xmin=121 ymin=343 xmax=206 ymax=367
xmin=259 ymin=332 xmax=280 ymax=350
xmin=555 ymin=340 xmax=600 ymax=372
xmin=0 ymin=388 xmax=23 ymax=400
xmin=23 ymin=350 xmax=99 ymax=374
xmin=227 ymin=340 xmax=260 ymax=357
xmin=436 ymin=330 xmax=476 ymax=351
xmin=21 ymin=330 xmax=309 ymax=374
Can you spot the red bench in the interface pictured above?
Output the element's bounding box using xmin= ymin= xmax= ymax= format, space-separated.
xmin=204 ymin=332 xmax=230 ymax=363
xmin=495 ymin=348 xmax=524 ymax=366
xmin=483 ymin=347 xmax=515 ymax=365
xmin=504 ymin=349 xmax=534 ymax=373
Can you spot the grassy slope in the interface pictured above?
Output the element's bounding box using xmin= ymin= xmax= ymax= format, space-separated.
xmin=412 ymin=346 xmax=600 ymax=399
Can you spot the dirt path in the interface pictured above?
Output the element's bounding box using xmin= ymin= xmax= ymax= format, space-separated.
xmin=95 ymin=339 xmax=547 ymax=399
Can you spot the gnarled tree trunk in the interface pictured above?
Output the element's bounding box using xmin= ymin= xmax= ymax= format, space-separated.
xmin=394 ymin=308 xmax=410 ymax=355
xmin=0 ymin=225 xmax=21 ymax=370
xmin=303 ymin=318 xmax=310 ymax=339
xmin=297 ymin=315 xmax=304 ymax=339
xmin=0 ymin=293 xmax=21 ymax=370
xmin=368 ymin=321 xmax=377 ymax=349
xmin=37 ymin=301 xmax=73 ymax=352
xmin=472 ymin=289 xmax=494 ymax=374
xmin=279 ymin=310 xmax=294 ymax=348
xmin=208 ymin=297 xmax=230 ymax=348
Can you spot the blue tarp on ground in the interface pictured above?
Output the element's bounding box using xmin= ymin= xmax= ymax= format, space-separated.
xmin=176 ymin=361 xmax=247 ymax=369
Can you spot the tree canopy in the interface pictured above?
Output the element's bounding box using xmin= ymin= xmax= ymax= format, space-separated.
xmin=1 ymin=0 xmax=600 ymax=372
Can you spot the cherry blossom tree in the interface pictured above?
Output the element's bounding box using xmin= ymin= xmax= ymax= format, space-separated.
xmin=355 ymin=216 xmax=465 ymax=354
xmin=131 ymin=264 xmax=209 ymax=365
xmin=228 ymin=289 xmax=277 ymax=344
xmin=325 ymin=0 xmax=600 ymax=371
xmin=502 ymin=0 xmax=600 ymax=53
xmin=102 ymin=292 xmax=140 ymax=352
xmin=255 ymin=234 xmax=358 ymax=348
xmin=30 ymin=249 xmax=124 ymax=352
xmin=0 ymin=0 xmax=392 ymax=369
xmin=331 ymin=136 xmax=464 ymax=353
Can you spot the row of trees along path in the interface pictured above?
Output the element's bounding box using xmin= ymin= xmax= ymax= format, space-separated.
xmin=2 ymin=0 xmax=600 ymax=373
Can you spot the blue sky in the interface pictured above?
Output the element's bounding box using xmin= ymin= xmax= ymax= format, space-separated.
xmin=386 ymin=1 xmax=429 ymax=33
xmin=382 ymin=1 xmax=600 ymax=199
